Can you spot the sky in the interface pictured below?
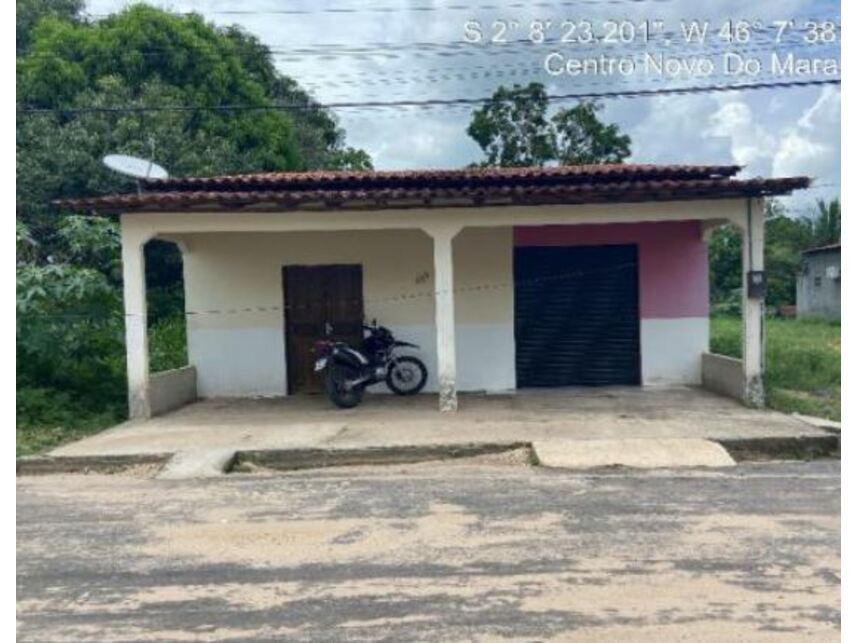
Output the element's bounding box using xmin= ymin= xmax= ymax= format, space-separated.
xmin=87 ymin=0 xmax=840 ymax=213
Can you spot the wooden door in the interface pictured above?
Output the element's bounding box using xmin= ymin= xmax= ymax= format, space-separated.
xmin=283 ymin=264 xmax=364 ymax=393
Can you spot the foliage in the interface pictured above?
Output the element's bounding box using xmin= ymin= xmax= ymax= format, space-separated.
xmin=552 ymin=102 xmax=632 ymax=165
xmin=148 ymin=316 xmax=188 ymax=372
xmin=17 ymin=4 xmax=372 ymax=257
xmin=710 ymin=315 xmax=840 ymax=420
xmin=467 ymin=83 xmax=631 ymax=167
xmin=16 ymin=386 xmax=124 ymax=456
xmin=808 ymin=198 xmax=840 ymax=246
xmin=709 ymin=198 xmax=841 ymax=308
xmin=16 ymin=0 xmax=83 ymax=51
xmin=707 ymin=225 xmax=743 ymax=306
xmin=16 ymin=318 xmax=185 ymax=456
xmin=17 ymin=4 xmax=372 ymax=450
xmin=467 ymin=83 xmax=555 ymax=167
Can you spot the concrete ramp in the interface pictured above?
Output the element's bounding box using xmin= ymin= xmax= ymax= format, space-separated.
xmin=533 ymin=438 xmax=736 ymax=470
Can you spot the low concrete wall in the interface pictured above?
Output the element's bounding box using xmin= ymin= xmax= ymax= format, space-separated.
xmin=701 ymin=353 xmax=745 ymax=402
xmin=150 ymin=365 xmax=197 ymax=416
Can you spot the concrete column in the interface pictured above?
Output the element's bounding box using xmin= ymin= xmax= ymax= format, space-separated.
xmin=121 ymin=228 xmax=151 ymax=419
xmin=428 ymin=225 xmax=462 ymax=412
xmin=741 ymin=198 xmax=766 ymax=407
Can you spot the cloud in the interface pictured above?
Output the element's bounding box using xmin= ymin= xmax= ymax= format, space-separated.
xmin=86 ymin=0 xmax=839 ymax=199
xmin=705 ymin=100 xmax=777 ymax=174
xmin=772 ymin=86 xmax=840 ymax=209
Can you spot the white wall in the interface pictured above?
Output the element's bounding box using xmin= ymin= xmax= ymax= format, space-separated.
xmin=182 ymin=228 xmax=515 ymax=397
xmin=640 ymin=317 xmax=709 ymax=385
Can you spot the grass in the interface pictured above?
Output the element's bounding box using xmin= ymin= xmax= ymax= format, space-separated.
xmin=710 ymin=315 xmax=841 ymax=421
xmin=16 ymin=317 xmax=188 ymax=457
xmin=15 ymin=392 xmax=123 ymax=458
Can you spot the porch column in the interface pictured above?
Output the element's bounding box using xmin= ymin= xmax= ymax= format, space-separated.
xmin=741 ymin=198 xmax=766 ymax=407
xmin=428 ymin=224 xmax=462 ymax=412
xmin=121 ymin=228 xmax=151 ymax=419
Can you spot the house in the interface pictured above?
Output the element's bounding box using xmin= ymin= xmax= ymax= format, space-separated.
xmin=797 ymin=243 xmax=840 ymax=319
xmin=60 ymin=164 xmax=809 ymax=416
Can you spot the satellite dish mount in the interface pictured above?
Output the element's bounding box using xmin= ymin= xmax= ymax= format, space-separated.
xmin=102 ymin=153 xmax=169 ymax=194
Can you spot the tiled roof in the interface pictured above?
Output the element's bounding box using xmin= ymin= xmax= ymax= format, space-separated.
xmin=140 ymin=163 xmax=744 ymax=191
xmin=54 ymin=164 xmax=810 ymax=212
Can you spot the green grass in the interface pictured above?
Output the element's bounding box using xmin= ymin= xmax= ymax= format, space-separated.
xmin=710 ymin=316 xmax=841 ymax=421
xmin=16 ymin=317 xmax=188 ymax=457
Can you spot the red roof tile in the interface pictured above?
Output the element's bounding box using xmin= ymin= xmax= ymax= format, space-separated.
xmin=54 ymin=164 xmax=810 ymax=213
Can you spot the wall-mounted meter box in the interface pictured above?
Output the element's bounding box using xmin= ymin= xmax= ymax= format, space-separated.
xmin=747 ymin=270 xmax=767 ymax=298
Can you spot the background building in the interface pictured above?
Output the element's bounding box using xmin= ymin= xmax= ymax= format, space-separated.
xmin=797 ymin=244 xmax=841 ymax=319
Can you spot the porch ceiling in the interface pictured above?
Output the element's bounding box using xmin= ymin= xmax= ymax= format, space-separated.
xmin=55 ymin=164 xmax=810 ymax=213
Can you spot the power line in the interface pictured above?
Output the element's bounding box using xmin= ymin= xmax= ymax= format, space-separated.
xmin=16 ymin=78 xmax=841 ymax=116
xmin=298 ymin=42 xmax=836 ymax=95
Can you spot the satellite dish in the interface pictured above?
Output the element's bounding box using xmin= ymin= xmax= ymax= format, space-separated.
xmin=103 ymin=154 xmax=169 ymax=180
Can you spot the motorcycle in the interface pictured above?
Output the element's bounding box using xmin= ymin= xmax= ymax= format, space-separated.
xmin=313 ymin=320 xmax=429 ymax=408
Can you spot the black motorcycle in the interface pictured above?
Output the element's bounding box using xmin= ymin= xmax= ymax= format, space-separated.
xmin=313 ymin=321 xmax=428 ymax=408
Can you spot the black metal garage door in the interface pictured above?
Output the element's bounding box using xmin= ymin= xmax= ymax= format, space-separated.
xmin=514 ymin=244 xmax=641 ymax=387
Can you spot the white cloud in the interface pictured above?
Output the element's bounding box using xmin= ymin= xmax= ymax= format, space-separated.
xmin=84 ymin=0 xmax=840 ymax=194
xmin=704 ymin=100 xmax=777 ymax=174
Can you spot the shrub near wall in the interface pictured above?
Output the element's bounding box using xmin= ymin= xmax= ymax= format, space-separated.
xmin=16 ymin=316 xmax=188 ymax=456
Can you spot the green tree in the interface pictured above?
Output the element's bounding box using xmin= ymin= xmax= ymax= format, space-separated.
xmin=17 ymin=5 xmax=373 ymax=263
xmin=16 ymin=4 xmax=372 ymax=445
xmin=808 ymin=198 xmax=840 ymax=246
xmin=552 ymin=101 xmax=631 ymax=165
xmin=709 ymin=198 xmax=841 ymax=310
xmin=765 ymin=201 xmax=813 ymax=307
xmin=467 ymin=83 xmax=555 ymax=167
xmin=708 ymin=225 xmax=742 ymax=309
xmin=467 ymin=83 xmax=631 ymax=167
xmin=16 ymin=0 xmax=83 ymax=51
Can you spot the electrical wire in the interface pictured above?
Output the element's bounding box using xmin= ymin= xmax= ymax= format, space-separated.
xmin=15 ymin=77 xmax=841 ymax=115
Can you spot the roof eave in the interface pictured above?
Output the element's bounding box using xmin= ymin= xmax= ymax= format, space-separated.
xmin=53 ymin=180 xmax=810 ymax=216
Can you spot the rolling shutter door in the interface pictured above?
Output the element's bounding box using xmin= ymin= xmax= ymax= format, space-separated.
xmin=515 ymin=244 xmax=641 ymax=387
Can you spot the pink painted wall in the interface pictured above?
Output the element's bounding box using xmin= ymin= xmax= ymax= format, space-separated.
xmin=514 ymin=221 xmax=709 ymax=319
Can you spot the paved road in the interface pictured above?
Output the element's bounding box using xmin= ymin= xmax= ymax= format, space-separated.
xmin=17 ymin=461 xmax=840 ymax=641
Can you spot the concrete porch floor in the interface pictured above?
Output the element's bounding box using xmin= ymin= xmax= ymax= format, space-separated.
xmin=51 ymin=386 xmax=830 ymax=457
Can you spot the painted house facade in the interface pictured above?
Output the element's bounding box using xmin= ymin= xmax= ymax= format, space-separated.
xmin=61 ymin=164 xmax=809 ymax=416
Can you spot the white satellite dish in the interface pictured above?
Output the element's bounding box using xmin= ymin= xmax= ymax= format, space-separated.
xmin=103 ymin=154 xmax=169 ymax=180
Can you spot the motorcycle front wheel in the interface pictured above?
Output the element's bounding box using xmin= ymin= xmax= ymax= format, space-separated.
xmin=386 ymin=356 xmax=428 ymax=395
xmin=325 ymin=364 xmax=365 ymax=409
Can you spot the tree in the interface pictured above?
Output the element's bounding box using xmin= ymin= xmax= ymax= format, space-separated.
xmin=808 ymin=198 xmax=840 ymax=246
xmin=16 ymin=0 xmax=83 ymax=51
xmin=552 ymin=101 xmax=631 ymax=165
xmin=708 ymin=225 xmax=742 ymax=308
xmin=709 ymin=198 xmax=842 ymax=310
xmin=466 ymin=83 xmax=555 ymax=167
xmin=765 ymin=201 xmax=814 ymax=307
xmin=17 ymin=5 xmax=374 ymax=263
xmin=16 ymin=4 xmax=372 ymax=437
xmin=466 ymin=83 xmax=631 ymax=167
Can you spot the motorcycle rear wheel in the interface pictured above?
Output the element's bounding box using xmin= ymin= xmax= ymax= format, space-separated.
xmin=325 ymin=364 xmax=365 ymax=409
xmin=386 ymin=356 xmax=428 ymax=395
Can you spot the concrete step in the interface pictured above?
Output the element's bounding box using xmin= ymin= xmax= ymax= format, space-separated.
xmin=157 ymin=449 xmax=237 ymax=479
xmin=532 ymin=438 xmax=736 ymax=470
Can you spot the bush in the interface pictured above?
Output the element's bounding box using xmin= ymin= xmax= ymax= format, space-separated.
xmin=149 ymin=316 xmax=188 ymax=372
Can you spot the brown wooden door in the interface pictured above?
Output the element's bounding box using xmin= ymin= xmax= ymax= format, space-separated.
xmin=283 ymin=265 xmax=364 ymax=393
